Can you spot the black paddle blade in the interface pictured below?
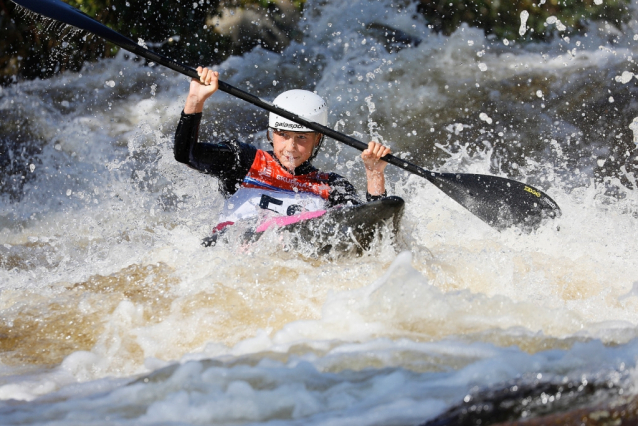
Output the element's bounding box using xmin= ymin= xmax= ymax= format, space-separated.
xmin=427 ymin=172 xmax=561 ymax=231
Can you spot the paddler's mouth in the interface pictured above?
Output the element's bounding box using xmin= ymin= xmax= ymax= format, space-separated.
xmin=283 ymin=152 xmax=300 ymax=162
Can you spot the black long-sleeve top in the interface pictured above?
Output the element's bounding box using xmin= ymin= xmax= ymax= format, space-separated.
xmin=174 ymin=111 xmax=385 ymax=207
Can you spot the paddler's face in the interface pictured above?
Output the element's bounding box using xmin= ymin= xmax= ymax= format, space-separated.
xmin=272 ymin=129 xmax=322 ymax=171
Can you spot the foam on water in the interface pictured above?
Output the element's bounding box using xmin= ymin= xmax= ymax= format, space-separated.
xmin=1 ymin=0 xmax=638 ymax=423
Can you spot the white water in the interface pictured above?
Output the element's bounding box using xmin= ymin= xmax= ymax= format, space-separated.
xmin=1 ymin=0 xmax=638 ymax=424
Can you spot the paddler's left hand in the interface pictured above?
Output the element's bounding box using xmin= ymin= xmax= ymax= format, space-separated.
xmin=362 ymin=141 xmax=391 ymax=196
xmin=362 ymin=141 xmax=391 ymax=173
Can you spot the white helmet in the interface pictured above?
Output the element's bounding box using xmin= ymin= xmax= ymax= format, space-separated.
xmin=269 ymin=89 xmax=328 ymax=132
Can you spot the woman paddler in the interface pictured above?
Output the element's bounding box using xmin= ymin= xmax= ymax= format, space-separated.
xmin=174 ymin=67 xmax=392 ymax=239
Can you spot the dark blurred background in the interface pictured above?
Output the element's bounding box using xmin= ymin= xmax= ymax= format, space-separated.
xmin=0 ymin=0 xmax=629 ymax=86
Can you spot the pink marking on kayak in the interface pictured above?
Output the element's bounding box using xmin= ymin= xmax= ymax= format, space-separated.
xmin=255 ymin=210 xmax=327 ymax=233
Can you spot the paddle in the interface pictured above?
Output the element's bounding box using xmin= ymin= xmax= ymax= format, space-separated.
xmin=11 ymin=0 xmax=561 ymax=231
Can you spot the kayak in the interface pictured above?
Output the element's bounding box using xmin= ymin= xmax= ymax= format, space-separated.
xmin=202 ymin=196 xmax=405 ymax=256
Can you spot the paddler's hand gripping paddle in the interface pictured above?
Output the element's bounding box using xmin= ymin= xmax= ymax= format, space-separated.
xmin=11 ymin=0 xmax=561 ymax=232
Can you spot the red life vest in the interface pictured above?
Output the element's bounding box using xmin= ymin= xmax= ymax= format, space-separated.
xmin=242 ymin=149 xmax=332 ymax=199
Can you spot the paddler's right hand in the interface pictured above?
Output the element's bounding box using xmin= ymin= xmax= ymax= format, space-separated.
xmin=184 ymin=67 xmax=219 ymax=114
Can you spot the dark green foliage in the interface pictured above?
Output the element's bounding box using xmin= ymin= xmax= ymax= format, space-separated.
xmin=66 ymin=0 xmax=228 ymax=64
xmin=417 ymin=0 xmax=631 ymax=41
xmin=0 ymin=0 xmax=633 ymax=85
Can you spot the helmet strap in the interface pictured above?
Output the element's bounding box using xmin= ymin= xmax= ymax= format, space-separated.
xmin=308 ymin=134 xmax=325 ymax=162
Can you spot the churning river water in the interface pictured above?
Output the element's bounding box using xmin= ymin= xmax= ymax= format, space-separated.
xmin=2 ymin=0 xmax=638 ymax=424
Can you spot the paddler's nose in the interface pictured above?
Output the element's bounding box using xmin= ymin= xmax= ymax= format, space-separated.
xmin=285 ymin=137 xmax=298 ymax=151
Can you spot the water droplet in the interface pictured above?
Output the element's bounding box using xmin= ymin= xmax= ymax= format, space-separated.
xmin=479 ymin=113 xmax=493 ymax=124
